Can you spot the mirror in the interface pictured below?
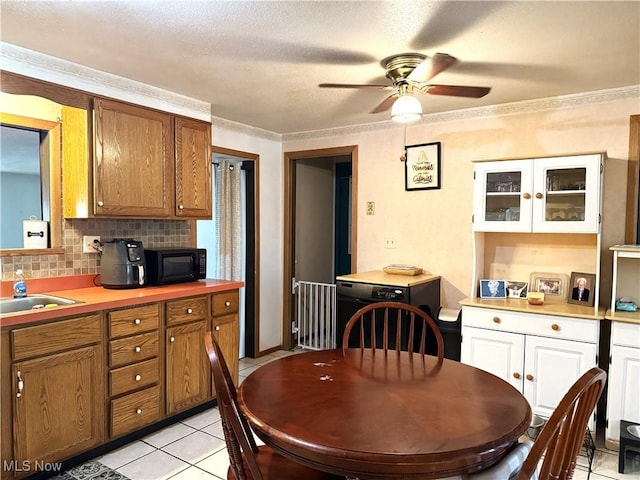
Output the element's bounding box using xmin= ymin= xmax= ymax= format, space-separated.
xmin=0 ymin=93 xmax=62 ymax=255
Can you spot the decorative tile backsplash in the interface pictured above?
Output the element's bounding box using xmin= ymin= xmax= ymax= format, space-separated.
xmin=1 ymin=218 xmax=192 ymax=281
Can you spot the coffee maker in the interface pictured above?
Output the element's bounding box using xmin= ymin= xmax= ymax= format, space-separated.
xmin=101 ymin=238 xmax=146 ymax=289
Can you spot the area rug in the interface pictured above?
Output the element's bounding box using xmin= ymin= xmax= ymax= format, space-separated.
xmin=49 ymin=460 xmax=130 ymax=480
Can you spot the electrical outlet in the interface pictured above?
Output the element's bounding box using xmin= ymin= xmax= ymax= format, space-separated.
xmin=384 ymin=238 xmax=397 ymax=249
xmin=83 ymin=235 xmax=101 ymax=253
xmin=366 ymin=201 xmax=375 ymax=215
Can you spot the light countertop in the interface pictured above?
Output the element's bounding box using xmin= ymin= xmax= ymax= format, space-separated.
xmin=336 ymin=270 xmax=440 ymax=287
xmin=459 ymin=297 xmax=606 ymax=321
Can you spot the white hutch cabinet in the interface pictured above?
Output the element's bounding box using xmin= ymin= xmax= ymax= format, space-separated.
xmin=462 ymin=151 xmax=606 ymax=428
xmin=473 ymin=153 xmax=603 ymax=234
xmin=605 ymin=245 xmax=640 ymax=448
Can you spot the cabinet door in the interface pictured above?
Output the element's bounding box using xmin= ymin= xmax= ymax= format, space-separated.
xmin=93 ymin=98 xmax=173 ymax=217
xmin=473 ymin=160 xmax=533 ymax=232
xmin=531 ymin=154 xmax=602 ymax=233
xmin=461 ymin=327 xmax=524 ymax=391
xmin=166 ymin=320 xmax=210 ymax=415
xmin=175 ymin=117 xmax=212 ymax=218
xmin=13 ymin=345 xmax=105 ymax=467
xmin=606 ymin=345 xmax=640 ymax=442
xmin=524 ymin=335 xmax=597 ymax=421
xmin=213 ymin=313 xmax=239 ymax=386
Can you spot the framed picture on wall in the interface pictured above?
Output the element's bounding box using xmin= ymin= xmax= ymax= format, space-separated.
xmin=567 ymin=272 xmax=596 ymax=307
xmin=405 ymin=142 xmax=441 ymax=191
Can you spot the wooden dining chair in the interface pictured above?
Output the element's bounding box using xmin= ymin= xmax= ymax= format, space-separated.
xmin=342 ymin=301 xmax=444 ymax=360
xmin=443 ymin=367 xmax=606 ymax=480
xmin=515 ymin=367 xmax=607 ymax=480
xmin=204 ymin=332 xmax=343 ymax=480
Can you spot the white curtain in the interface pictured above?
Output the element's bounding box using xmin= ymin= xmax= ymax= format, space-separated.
xmin=215 ymin=160 xmax=243 ymax=281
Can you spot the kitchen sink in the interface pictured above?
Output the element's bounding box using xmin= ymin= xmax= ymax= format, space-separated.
xmin=0 ymin=294 xmax=82 ymax=314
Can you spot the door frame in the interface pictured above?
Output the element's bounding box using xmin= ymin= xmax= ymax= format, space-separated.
xmin=201 ymin=145 xmax=261 ymax=358
xmin=282 ymin=145 xmax=358 ymax=350
xmin=626 ymin=114 xmax=639 ymax=243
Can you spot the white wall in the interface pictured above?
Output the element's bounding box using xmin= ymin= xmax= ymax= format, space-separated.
xmin=284 ymin=90 xmax=639 ymax=309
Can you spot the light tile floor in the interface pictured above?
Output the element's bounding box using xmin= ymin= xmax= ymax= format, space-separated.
xmin=53 ymin=349 xmax=639 ymax=480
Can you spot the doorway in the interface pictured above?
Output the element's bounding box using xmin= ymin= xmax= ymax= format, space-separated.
xmin=282 ymin=145 xmax=358 ymax=350
xmin=197 ymin=146 xmax=260 ymax=359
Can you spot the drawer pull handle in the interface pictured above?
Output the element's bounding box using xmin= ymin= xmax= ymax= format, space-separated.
xmin=187 ymin=308 xmax=193 ymax=314
xmin=134 ymin=318 xmax=141 ymax=325
xmin=225 ymin=301 xmax=231 ymax=307
xmin=136 ymin=408 xmax=142 ymax=415
xmin=170 ymin=336 xmax=175 ymax=343
xmin=513 ymin=372 xmax=521 ymax=379
xmin=535 ymin=192 xmax=543 ymax=199
xmin=492 ymin=317 xmax=501 ymax=323
xmin=178 ymin=204 xmax=184 ymax=210
xmin=526 ymin=374 xmax=534 ymax=381
xmin=135 ymin=346 xmax=141 ymax=353
xmin=522 ymin=192 xmax=531 ymax=200
xmin=16 ymin=371 xmax=24 ymax=398
xmin=551 ymin=323 xmax=560 ymax=331
xmin=215 ymin=326 xmax=220 ymax=331
xmin=135 ymin=374 xmax=142 ymax=382
xmin=97 ymin=200 xmax=104 ymax=207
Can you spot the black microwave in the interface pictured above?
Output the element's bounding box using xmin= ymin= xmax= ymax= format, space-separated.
xmin=144 ymin=248 xmax=207 ymax=286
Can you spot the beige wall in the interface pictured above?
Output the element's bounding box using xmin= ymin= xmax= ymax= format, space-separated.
xmin=283 ymin=94 xmax=638 ymax=308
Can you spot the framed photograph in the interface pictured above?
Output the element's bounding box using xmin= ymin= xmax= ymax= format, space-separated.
xmin=529 ymin=272 xmax=570 ymax=300
xmin=405 ymin=142 xmax=441 ymax=191
xmin=480 ymin=279 xmax=506 ymax=299
xmin=567 ymin=272 xmax=596 ymax=307
xmin=506 ymin=280 xmax=529 ymax=299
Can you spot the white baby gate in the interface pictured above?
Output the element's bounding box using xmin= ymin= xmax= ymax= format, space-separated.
xmin=295 ymin=280 xmax=337 ymax=350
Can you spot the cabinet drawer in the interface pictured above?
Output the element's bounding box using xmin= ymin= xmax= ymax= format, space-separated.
xmin=212 ymin=290 xmax=239 ymax=316
xmin=12 ymin=314 xmax=102 ymax=361
xmin=166 ymin=296 xmax=208 ymax=326
xmin=108 ymin=304 xmax=160 ymax=339
xmin=612 ymin=321 xmax=640 ymax=349
xmin=109 ymin=358 xmax=159 ymax=397
xmin=109 ymin=331 xmax=159 ymax=368
xmin=110 ymin=385 xmax=161 ymax=438
xmin=462 ymin=306 xmax=598 ymax=343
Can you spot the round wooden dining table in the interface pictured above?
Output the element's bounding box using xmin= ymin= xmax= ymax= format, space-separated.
xmin=237 ymin=348 xmax=532 ymax=479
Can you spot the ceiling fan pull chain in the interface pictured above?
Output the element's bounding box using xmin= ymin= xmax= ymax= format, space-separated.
xmin=400 ymin=124 xmax=407 ymax=162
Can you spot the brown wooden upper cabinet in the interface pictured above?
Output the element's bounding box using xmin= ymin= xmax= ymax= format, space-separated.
xmin=175 ymin=117 xmax=212 ymax=218
xmin=64 ymin=98 xmax=212 ymax=219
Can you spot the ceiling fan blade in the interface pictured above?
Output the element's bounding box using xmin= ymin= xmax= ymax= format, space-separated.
xmin=407 ymin=53 xmax=457 ymax=83
xmin=422 ymin=84 xmax=491 ymax=98
xmin=319 ymin=83 xmax=393 ymax=90
xmin=370 ymin=94 xmax=399 ymax=114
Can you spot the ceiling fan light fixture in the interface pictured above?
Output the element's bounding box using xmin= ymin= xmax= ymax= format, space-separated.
xmin=391 ymin=93 xmax=422 ymax=123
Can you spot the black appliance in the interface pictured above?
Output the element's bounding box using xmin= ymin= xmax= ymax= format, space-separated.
xmin=144 ymin=247 xmax=207 ymax=286
xmin=337 ymin=276 xmax=460 ymax=360
xmin=101 ymin=238 xmax=146 ymax=289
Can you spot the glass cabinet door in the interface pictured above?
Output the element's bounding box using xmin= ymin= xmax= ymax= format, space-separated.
xmin=473 ymin=160 xmax=532 ymax=232
xmin=533 ymin=155 xmax=602 ymax=233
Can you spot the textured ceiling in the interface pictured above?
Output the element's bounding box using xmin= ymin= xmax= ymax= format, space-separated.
xmin=1 ymin=1 xmax=639 ymax=134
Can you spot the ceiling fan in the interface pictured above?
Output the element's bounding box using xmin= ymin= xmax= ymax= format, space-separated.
xmin=319 ymin=52 xmax=491 ymax=122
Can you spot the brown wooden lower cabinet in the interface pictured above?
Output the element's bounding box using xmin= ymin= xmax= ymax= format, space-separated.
xmin=7 ymin=315 xmax=105 ymax=479
xmin=166 ymin=320 xmax=211 ymax=415
xmin=1 ymin=289 xmax=239 ymax=479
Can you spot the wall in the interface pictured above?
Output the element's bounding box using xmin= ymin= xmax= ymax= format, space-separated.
xmin=283 ymin=88 xmax=639 ymax=309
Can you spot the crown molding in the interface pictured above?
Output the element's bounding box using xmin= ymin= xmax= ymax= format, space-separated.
xmin=211 ymin=115 xmax=282 ymax=142
xmin=0 ymin=42 xmax=211 ymax=121
xmin=283 ymin=85 xmax=640 ymax=142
